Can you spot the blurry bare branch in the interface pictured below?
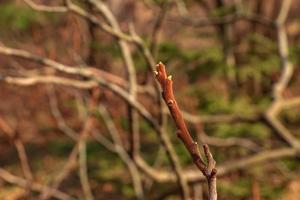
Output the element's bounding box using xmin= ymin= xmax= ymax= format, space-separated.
xmin=135 ymin=147 xmax=297 ymax=183
xmin=98 ymin=104 xmax=144 ymax=200
xmin=88 ymin=0 xmax=140 ymax=161
xmin=23 ymin=0 xmax=67 ymax=12
xmin=4 ymin=75 xmax=98 ymax=89
xmin=0 ymin=168 xmax=75 ymax=200
xmin=48 ymin=86 xmax=79 ymax=140
xmin=265 ymin=0 xmax=300 ymax=150
xmin=273 ymin=0 xmax=293 ymax=100
xmin=0 ymin=117 xmax=33 ymax=185
xmin=78 ymin=140 xmax=94 ymax=200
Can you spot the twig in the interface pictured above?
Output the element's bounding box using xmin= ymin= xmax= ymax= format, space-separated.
xmin=154 ymin=62 xmax=217 ymax=200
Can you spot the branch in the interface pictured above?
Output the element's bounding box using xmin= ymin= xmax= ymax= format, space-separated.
xmin=3 ymin=75 xmax=98 ymax=89
xmin=155 ymin=62 xmax=217 ymax=200
xmin=97 ymin=104 xmax=144 ymax=200
xmin=272 ymin=0 xmax=293 ymax=100
xmin=88 ymin=0 xmax=140 ymax=160
xmin=135 ymin=147 xmax=297 ymax=183
xmin=0 ymin=45 xmax=152 ymax=94
xmin=23 ymin=0 xmax=67 ymax=12
xmin=265 ymin=0 xmax=300 ymax=150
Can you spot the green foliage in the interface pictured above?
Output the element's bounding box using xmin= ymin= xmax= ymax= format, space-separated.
xmin=120 ymin=116 xmax=129 ymax=131
xmin=279 ymin=158 xmax=300 ymax=171
xmin=47 ymin=140 xmax=73 ymax=157
xmin=121 ymin=184 xmax=135 ymax=198
xmin=187 ymin=47 xmax=224 ymax=83
xmin=173 ymin=140 xmax=191 ymax=165
xmin=0 ymin=3 xmax=39 ymax=31
xmin=239 ymin=33 xmax=280 ymax=85
xmin=219 ymin=178 xmax=251 ymax=199
xmin=157 ymin=42 xmax=207 ymax=63
xmin=191 ymin=82 xmax=255 ymax=114
xmin=290 ymin=43 xmax=300 ymax=65
xmin=220 ymin=177 xmax=285 ymax=200
xmin=90 ymin=40 xmax=122 ymax=58
xmin=87 ymin=141 xmax=124 ymax=180
xmin=157 ymin=42 xmax=224 ymax=83
xmin=248 ymin=33 xmax=278 ymax=53
xmin=133 ymin=50 xmax=148 ymax=72
xmin=281 ymin=109 xmax=300 ymax=125
xmin=157 ymin=42 xmax=186 ymax=63
xmin=210 ymin=4 xmax=236 ymax=17
xmin=212 ymin=123 xmax=271 ymax=140
xmin=260 ymin=183 xmax=285 ymax=200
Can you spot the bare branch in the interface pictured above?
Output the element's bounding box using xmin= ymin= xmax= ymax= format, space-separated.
xmin=0 ymin=168 xmax=75 ymax=200
xmin=135 ymin=147 xmax=297 ymax=183
xmin=98 ymin=104 xmax=144 ymax=200
xmin=23 ymin=0 xmax=67 ymax=12
xmin=3 ymin=75 xmax=98 ymax=89
xmin=88 ymin=0 xmax=140 ymax=160
xmin=273 ymin=0 xmax=293 ymax=100
xmin=155 ymin=62 xmax=217 ymax=200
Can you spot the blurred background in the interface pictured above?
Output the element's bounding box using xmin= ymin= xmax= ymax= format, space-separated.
xmin=0 ymin=0 xmax=300 ymax=199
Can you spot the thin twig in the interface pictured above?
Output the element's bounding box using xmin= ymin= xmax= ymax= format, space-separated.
xmin=155 ymin=62 xmax=217 ymax=200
